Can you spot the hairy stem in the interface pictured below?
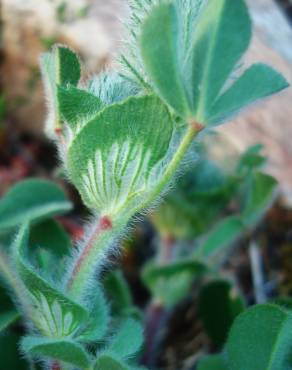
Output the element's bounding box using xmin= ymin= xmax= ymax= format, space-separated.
xmin=66 ymin=216 xmax=126 ymax=299
xmin=136 ymin=122 xmax=203 ymax=213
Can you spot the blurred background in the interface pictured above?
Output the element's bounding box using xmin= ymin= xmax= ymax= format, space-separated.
xmin=0 ymin=1 xmax=292 ymax=369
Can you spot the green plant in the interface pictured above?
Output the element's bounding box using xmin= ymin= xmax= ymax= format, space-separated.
xmin=0 ymin=0 xmax=289 ymax=369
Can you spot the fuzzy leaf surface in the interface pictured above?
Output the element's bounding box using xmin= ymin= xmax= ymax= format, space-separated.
xmin=226 ymin=304 xmax=292 ymax=370
xmin=78 ymin=285 xmax=109 ymax=342
xmin=0 ymin=179 xmax=72 ymax=233
xmin=14 ymin=225 xmax=88 ymax=337
xmin=67 ymin=95 xmax=173 ymax=215
xmin=40 ymin=46 xmax=81 ymax=133
xmin=22 ymin=336 xmax=91 ymax=369
xmin=58 ymin=85 xmax=102 ymax=132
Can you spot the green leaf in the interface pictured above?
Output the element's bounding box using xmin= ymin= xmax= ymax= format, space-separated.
xmin=195 ymin=216 xmax=244 ymax=260
xmin=140 ymin=0 xmax=288 ymax=124
xmin=109 ymin=318 xmax=143 ymax=358
xmin=140 ymin=3 xmax=191 ymax=118
xmin=13 ymin=225 xmax=88 ymax=337
xmin=143 ymin=259 xmax=206 ymax=307
xmin=29 ymin=219 xmax=71 ymax=273
xmin=237 ymin=144 xmax=266 ymax=174
xmin=0 ymin=179 xmax=72 ymax=233
xmin=241 ymin=172 xmax=277 ymax=227
xmin=226 ymin=304 xmax=292 ymax=370
xmin=58 ymin=85 xmax=102 ymax=132
xmin=0 ymin=333 xmax=29 ymax=370
xmin=104 ymin=270 xmax=133 ymax=316
xmin=67 ymin=95 xmax=174 ymax=215
xmin=197 ymin=354 xmax=227 ymax=370
xmin=208 ymin=64 xmax=289 ymax=125
xmin=29 ymin=218 xmax=71 ymax=257
xmin=199 ymin=280 xmax=245 ymax=346
xmin=78 ymin=285 xmax=109 ymax=342
xmin=95 ymin=354 xmax=129 ymax=370
xmin=22 ymin=336 xmax=91 ymax=369
xmin=40 ymin=45 xmax=81 ymax=134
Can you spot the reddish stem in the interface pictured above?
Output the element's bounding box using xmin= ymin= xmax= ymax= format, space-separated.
xmin=67 ymin=216 xmax=112 ymax=290
xmin=51 ymin=361 xmax=61 ymax=370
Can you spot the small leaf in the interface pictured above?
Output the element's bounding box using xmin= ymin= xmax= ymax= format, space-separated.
xmin=22 ymin=336 xmax=91 ymax=369
xmin=237 ymin=144 xmax=266 ymax=174
xmin=241 ymin=172 xmax=277 ymax=227
xmin=197 ymin=354 xmax=227 ymax=370
xmin=40 ymin=45 xmax=81 ymax=134
xmin=13 ymin=225 xmax=88 ymax=337
xmin=104 ymin=270 xmax=133 ymax=316
xmin=208 ymin=64 xmax=289 ymax=125
xmin=109 ymin=318 xmax=144 ymax=358
xmin=0 ymin=179 xmax=72 ymax=233
xmin=67 ymin=95 xmax=174 ymax=215
xmin=78 ymin=285 xmax=109 ymax=342
xmin=58 ymin=85 xmax=102 ymax=132
xmin=143 ymin=259 xmax=206 ymax=307
xmin=95 ymin=354 xmax=129 ymax=370
xmin=199 ymin=280 xmax=245 ymax=347
xmin=226 ymin=304 xmax=292 ymax=370
xmin=195 ymin=216 xmax=244 ymax=260
xmin=29 ymin=219 xmax=71 ymax=274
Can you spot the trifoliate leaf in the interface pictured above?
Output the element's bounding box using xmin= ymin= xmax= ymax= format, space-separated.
xmin=194 ymin=216 xmax=244 ymax=260
xmin=67 ymin=95 xmax=174 ymax=215
xmin=40 ymin=45 xmax=81 ymax=135
xmin=22 ymin=336 xmax=91 ymax=369
xmin=0 ymin=179 xmax=72 ymax=233
xmin=226 ymin=304 xmax=292 ymax=370
xmin=109 ymin=318 xmax=144 ymax=358
xmin=13 ymin=225 xmax=88 ymax=337
xmin=199 ymin=280 xmax=245 ymax=346
xmin=78 ymin=285 xmax=109 ymax=342
xmin=140 ymin=0 xmax=288 ymax=124
xmin=197 ymin=354 xmax=228 ymax=370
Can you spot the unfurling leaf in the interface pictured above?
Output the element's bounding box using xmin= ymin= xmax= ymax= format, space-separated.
xmin=40 ymin=45 xmax=81 ymax=135
xmin=13 ymin=225 xmax=88 ymax=337
xmin=22 ymin=336 xmax=91 ymax=369
xmin=226 ymin=304 xmax=292 ymax=370
xmin=0 ymin=179 xmax=72 ymax=233
xmin=67 ymin=95 xmax=174 ymax=216
xmin=140 ymin=0 xmax=288 ymax=124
